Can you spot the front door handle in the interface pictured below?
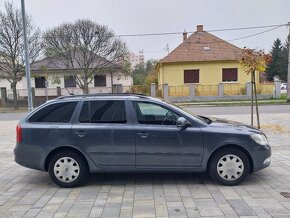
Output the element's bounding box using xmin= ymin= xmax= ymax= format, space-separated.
xmin=137 ymin=132 xmax=149 ymax=138
xmin=75 ymin=130 xmax=87 ymax=137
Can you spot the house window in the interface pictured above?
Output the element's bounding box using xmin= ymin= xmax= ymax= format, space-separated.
xmin=222 ymin=68 xmax=238 ymax=82
xmin=184 ymin=70 xmax=199 ymax=83
xmin=94 ymin=75 xmax=106 ymax=87
xmin=64 ymin=76 xmax=76 ymax=87
xmin=35 ymin=77 xmax=46 ymax=88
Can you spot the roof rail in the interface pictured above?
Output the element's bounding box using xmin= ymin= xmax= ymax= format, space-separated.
xmin=56 ymin=93 xmax=149 ymax=100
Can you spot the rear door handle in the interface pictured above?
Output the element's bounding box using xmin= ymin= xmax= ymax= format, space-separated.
xmin=75 ymin=130 xmax=87 ymax=137
xmin=137 ymin=132 xmax=149 ymax=138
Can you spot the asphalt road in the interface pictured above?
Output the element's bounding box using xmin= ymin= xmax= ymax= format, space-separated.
xmin=0 ymin=104 xmax=289 ymax=121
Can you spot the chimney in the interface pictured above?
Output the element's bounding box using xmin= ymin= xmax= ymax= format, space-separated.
xmin=183 ymin=31 xmax=187 ymax=42
xmin=197 ymin=25 xmax=204 ymax=32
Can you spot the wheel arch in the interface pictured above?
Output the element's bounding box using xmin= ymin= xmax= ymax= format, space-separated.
xmin=44 ymin=146 xmax=90 ymax=171
xmin=206 ymin=144 xmax=254 ymax=173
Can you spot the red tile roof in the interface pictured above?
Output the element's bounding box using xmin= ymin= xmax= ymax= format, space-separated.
xmin=161 ymin=31 xmax=242 ymax=63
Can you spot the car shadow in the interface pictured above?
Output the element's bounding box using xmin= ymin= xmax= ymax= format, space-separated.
xmin=85 ymin=172 xmax=210 ymax=186
xmin=22 ymin=170 xmax=266 ymax=188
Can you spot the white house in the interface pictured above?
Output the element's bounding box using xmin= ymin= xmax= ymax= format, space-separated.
xmin=0 ymin=56 xmax=133 ymax=98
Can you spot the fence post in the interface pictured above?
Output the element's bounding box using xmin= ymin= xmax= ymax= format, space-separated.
xmin=1 ymin=87 xmax=7 ymax=107
xmin=218 ymin=83 xmax=224 ymax=97
xmin=273 ymin=80 xmax=281 ymax=99
xmin=57 ymin=87 xmax=61 ymax=97
xmin=163 ymin=83 xmax=169 ymax=100
xmin=246 ymin=82 xmax=252 ymax=97
xmin=190 ymin=83 xmax=195 ymax=97
xmin=150 ymin=83 xmax=156 ymax=97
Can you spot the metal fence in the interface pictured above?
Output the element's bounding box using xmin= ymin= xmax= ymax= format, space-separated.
xmin=223 ymin=84 xmax=247 ymax=96
xmin=169 ymin=85 xmax=190 ymax=97
xmin=195 ymin=85 xmax=219 ymax=96
xmin=3 ymin=83 xmax=275 ymax=100
xmin=256 ymin=83 xmax=275 ymax=95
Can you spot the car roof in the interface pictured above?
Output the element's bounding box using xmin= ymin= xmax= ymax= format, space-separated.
xmin=47 ymin=93 xmax=162 ymax=103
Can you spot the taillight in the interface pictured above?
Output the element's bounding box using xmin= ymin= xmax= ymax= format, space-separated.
xmin=16 ymin=124 xmax=22 ymax=143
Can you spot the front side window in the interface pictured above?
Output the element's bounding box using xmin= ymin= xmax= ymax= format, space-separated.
xmin=28 ymin=102 xmax=77 ymax=123
xmin=79 ymin=100 xmax=127 ymax=123
xmin=133 ymin=102 xmax=180 ymax=125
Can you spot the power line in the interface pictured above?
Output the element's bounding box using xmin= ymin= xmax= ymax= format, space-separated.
xmin=32 ymin=23 xmax=287 ymax=40
xmin=224 ymin=25 xmax=285 ymax=42
xmin=115 ymin=24 xmax=287 ymax=37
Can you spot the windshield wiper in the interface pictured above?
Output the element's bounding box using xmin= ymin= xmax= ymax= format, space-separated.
xmin=198 ymin=115 xmax=212 ymax=124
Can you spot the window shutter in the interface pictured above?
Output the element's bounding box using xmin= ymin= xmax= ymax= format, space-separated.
xmin=94 ymin=75 xmax=107 ymax=87
xmin=64 ymin=76 xmax=76 ymax=87
xmin=184 ymin=70 xmax=199 ymax=83
xmin=222 ymin=68 xmax=238 ymax=82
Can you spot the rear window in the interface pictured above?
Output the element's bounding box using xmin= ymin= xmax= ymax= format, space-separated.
xmin=79 ymin=100 xmax=127 ymax=123
xmin=28 ymin=102 xmax=77 ymax=123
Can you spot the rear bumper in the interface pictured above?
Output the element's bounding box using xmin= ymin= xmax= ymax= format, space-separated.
xmin=14 ymin=143 xmax=46 ymax=171
xmin=251 ymin=144 xmax=271 ymax=173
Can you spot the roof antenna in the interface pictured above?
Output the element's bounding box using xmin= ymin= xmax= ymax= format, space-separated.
xmin=165 ymin=44 xmax=169 ymax=54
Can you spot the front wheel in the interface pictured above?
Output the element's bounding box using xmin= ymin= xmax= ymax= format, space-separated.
xmin=48 ymin=151 xmax=88 ymax=188
xmin=209 ymin=148 xmax=250 ymax=186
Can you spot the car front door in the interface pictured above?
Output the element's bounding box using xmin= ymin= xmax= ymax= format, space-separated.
xmin=130 ymin=101 xmax=204 ymax=169
xmin=72 ymin=100 xmax=135 ymax=169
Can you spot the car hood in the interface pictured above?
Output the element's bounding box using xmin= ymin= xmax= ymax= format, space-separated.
xmin=200 ymin=116 xmax=261 ymax=134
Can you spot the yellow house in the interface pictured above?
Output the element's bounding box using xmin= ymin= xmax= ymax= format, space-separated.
xmin=156 ymin=25 xmax=258 ymax=87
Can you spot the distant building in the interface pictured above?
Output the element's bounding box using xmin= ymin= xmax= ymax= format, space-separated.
xmin=129 ymin=51 xmax=145 ymax=68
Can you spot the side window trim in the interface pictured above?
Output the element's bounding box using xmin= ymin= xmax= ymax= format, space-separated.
xmin=27 ymin=101 xmax=78 ymax=124
xmin=131 ymin=100 xmax=182 ymax=126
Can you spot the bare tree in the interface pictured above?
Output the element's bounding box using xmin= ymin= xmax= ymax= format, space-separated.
xmin=43 ymin=19 xmax=130 ymax=94
xmin=0 ymin=2 xmax=42 ymax=109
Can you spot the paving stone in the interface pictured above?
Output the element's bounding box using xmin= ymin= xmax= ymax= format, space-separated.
xmin=228 ymin=199 xmax=256 ymax=216
xmin=195 ymin=199 xmax=224 ymax=217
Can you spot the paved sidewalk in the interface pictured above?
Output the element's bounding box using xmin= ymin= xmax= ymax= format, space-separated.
xmin=0 ymin=113 xmax=290 ymax=217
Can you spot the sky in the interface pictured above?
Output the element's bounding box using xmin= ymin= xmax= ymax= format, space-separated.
xmin=0 ymin=0 xmax=289 ymax=61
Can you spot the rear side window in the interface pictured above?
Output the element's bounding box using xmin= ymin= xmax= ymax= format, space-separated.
xmin=28 ymin=102 xmax=77 ymax=123
xmin=79 ymin=100 xmax=127 ymax=123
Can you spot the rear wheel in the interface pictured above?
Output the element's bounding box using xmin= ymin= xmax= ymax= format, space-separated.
xmin=209 ymin=148 xmax=250 ymax=186
xmin=48 ymin=151 xmax=88 ymax=188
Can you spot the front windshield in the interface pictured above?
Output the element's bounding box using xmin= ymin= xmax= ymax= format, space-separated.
xmin=162 ymin=99 xmax=208 ymax=125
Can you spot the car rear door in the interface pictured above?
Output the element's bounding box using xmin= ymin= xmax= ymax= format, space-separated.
xmin=71 ymin=99 xmax=135 ymax=169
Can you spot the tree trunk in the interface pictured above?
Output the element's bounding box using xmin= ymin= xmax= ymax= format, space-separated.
xmin=82 ymin=71 xmax=89 ymax=94
xmin=253 ymin=71 xmax=260 ymax=129
xmin=251 ymin=72 xmax=254 ymax=126
xmin=11 ymin=82 xmax=18 ymax=109
xmin=83 ymin=82 xmax=89 ymax=94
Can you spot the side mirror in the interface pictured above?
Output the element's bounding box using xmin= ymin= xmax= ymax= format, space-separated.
xmin=176 ymin=117 xmax=189 ymax=129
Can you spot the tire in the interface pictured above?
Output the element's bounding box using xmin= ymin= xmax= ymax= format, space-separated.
xmin=48 ymin=151 xmax=89 ymax=188
xmin=209 ymin=148 xmax=250 ymax=186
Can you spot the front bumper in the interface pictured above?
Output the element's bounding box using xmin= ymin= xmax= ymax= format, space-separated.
xmin=251 ymin=144 xmax=271 ymax=172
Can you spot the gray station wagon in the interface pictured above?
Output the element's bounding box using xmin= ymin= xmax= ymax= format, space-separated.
xmin=14 ymin=94 xmax=271 ymax=187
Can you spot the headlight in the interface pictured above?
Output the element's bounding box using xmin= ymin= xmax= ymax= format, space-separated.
xmin=250 ymin=134 xmax=268 ymax=145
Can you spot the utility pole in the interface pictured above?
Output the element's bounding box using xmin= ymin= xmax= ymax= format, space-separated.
xmin=21 ymin=0 xmax=33 ymax=111
xmin=287 ymin=22 xmax=290 ymax=102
